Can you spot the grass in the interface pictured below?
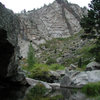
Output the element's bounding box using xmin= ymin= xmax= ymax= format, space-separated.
xmin=49 ymin=64 xmax=65 ymax=71
xmin=82 ymin=81 xmax=100 ymax=97
xmin=76 ymin=65 xmax=86 ymax=71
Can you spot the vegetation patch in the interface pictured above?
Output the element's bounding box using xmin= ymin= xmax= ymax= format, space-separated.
xmin=37 ymin=30 xmax=94 ymax=69
xmin=49 ymin=64 xmax=65 ymax=71
xmin=28 ymin=64 xmax=50 ymax=82
xmin=82 ymin=82 xmax=100 ymax=96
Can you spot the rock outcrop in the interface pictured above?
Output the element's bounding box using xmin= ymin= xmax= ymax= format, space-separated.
xmin=18 ymin=0 xmax=87 ymax=58
xmin=86 ymin=61 xmax=100 ymax=71
xmin=0 ymin=2 xmax=27 ymax=86
xmin=60 ymin=69 xmax=100 ymax=87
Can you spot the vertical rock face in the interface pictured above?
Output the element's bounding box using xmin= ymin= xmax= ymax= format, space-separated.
xmin=18 ymin=0 xmax=87 ymax=41
xmin=0 ymin=3 xmax=27 ymax=86
xmin=18 ymin=0 xmax=87 ymax=57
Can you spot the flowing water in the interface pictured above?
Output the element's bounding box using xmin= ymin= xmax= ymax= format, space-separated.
xmin=0 ymin=86 xmax=99 ymax=100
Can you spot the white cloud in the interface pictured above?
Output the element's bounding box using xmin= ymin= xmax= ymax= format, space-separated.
xmin=0 ymin=0 xmax=91 ymax=13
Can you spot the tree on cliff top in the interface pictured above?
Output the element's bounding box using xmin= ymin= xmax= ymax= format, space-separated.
xmin=80 ymin=0 xmax=100 ymax=62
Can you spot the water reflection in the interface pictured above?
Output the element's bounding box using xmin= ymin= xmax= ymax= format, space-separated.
xmin=0 ymin=86 xmax=28 ymax=100
xmin=0 ymin=86 xmax=98 ymax=100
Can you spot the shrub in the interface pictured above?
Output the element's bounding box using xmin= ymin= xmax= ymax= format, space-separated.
xmin=82 ymin=82 xmax=100 ymax=96
xmin=46 ymin=57 xmax=57 ymax=65
xmin=78 ymin=58 xmax=82 ymax=68
xmin=28 ymin=64 xmax=51 ymax=82
xmin=49 ymin=64 xmax=65 ymax=71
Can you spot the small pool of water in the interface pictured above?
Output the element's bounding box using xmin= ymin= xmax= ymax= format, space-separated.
xmin=0 ymin=86 xmax=99 ymax=100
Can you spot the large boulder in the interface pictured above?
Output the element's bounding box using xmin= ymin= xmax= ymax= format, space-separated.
xmin=26 ymin=78 xmax=52 ymax=90
xmin=86 ymin=61 xmax=100 ymax=71
xmin=0 ymin=2 xmax=27 ymax=86
xmin=60 ymin=70 xmax=100 ymax=87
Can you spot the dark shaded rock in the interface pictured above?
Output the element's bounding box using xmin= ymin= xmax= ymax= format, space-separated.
xmin=86 ymin=61 xmax=100 ymax=71
xmin=0 ymin=2 xmax=28 ymax=86
xmin=0 ymin=86 xmax=28 ymax=100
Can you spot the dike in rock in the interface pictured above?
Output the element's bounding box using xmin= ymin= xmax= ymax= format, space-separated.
xmin=0 ymin=2 xmax=28 ymax=87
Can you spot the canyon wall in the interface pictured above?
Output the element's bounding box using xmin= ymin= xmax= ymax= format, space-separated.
xmin=18 ymin=0 xmax=87 ymax=58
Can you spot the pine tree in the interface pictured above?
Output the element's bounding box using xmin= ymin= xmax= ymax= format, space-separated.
xmin=80 ymin=0 xmax=100 ymax=62
xmin=27 ymin=42 xmax=35 ymax=68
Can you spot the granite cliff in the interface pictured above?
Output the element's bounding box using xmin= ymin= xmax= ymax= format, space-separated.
xmin=18 ymin=0 xmax=87 ymax=58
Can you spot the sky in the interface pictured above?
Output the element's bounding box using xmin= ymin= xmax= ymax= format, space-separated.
xmin=0 ymin=0 xmax=91 ymax=13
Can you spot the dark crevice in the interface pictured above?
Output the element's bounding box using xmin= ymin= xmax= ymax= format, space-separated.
xmin=61 ymin=6 xmax=73 ymax=34
xmin=0 ymin=29 xmax=14 ymax=80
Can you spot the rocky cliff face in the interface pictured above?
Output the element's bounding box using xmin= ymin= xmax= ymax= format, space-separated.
xmin=18 ymin=0 xmax=87 ymax=58
xmin=0 ymin=2 xmax=27 ymax=87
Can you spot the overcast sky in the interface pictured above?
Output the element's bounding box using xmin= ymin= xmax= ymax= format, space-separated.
xmin=0 ymin=0 xmax=91 ymax=13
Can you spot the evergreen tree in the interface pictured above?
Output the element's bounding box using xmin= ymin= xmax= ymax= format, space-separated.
xmin=27 ymin=42 xmax=35 ymax=68
xmin=80 ymin=0 xmax=100 ymax=62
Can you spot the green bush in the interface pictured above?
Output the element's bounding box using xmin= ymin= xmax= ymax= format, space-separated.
xmin=28 ymin=64 xmax=51 ymax=82
xmin=82 ymin=82 xmax=100 ymax=96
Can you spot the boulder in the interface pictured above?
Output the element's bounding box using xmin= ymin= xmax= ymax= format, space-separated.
xmin=60 ymin=70 xmax=100 ymax=87
xmin=26 ymin=78 xmax=52 ymax=90
xmin=68 ymin=64 xmax=77 ymax=70
xmin=49 ymin=70 xmax=60 ymax=78
xmin=86 ymin=61 xmax=100 ymax=71
xmin=56 ymin=70 xmax=65 ymax=77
